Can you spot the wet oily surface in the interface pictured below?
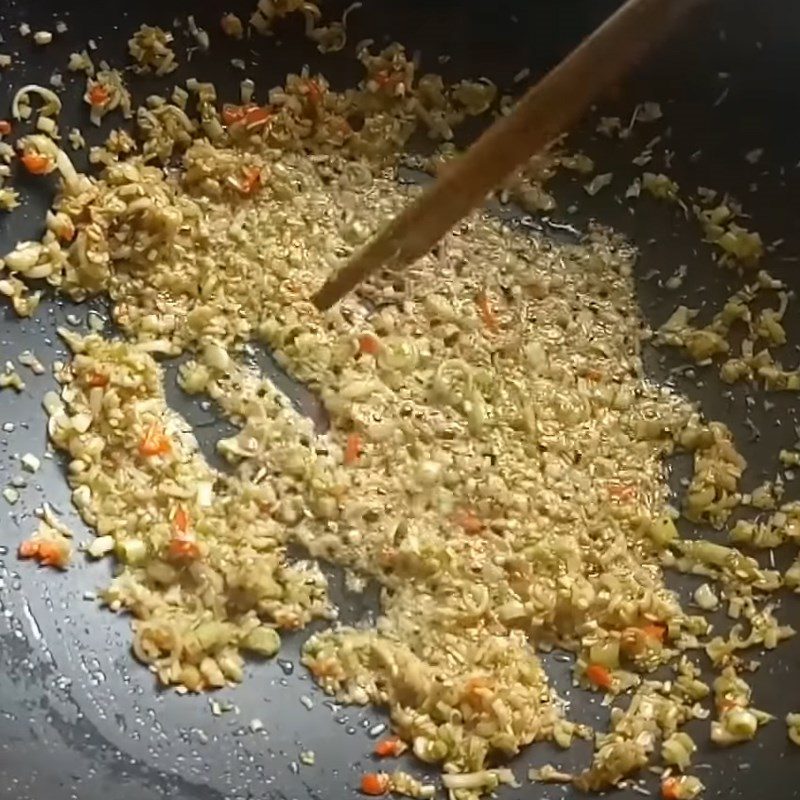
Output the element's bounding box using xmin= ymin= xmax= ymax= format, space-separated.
xmin=1 ymin=1 xmax=800 ymax=800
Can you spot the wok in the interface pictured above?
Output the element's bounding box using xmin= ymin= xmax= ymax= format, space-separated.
xmin=1 ymin=1 xmax=798 ymax=799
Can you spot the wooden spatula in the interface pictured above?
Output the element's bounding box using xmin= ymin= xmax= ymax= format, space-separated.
xmin=312 ymin=0 xmax=703 ymax=310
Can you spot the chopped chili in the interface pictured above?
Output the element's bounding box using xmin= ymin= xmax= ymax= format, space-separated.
xmin=168 ymin=538 xmax=201 ymax=561
xmin=222 ymin=103 xmax=256 ymax=125
xmin=306 ymin=79 xmax=323 ymax=105
xmin=476 ymin=291 xmax=499 ymax=332
xmin=374 ymin=736 xmax=405 ymax=758
xmin=360 ymin=773 xmax=389 ymax=796
xmin=243 ymin=106 xmax=272 ymax=130
xmin=661 ymin=777 xmax=680 ymax=800
xmin=455 ymin=509 xmax=483 ymax=535
xmin=139 ymin=423 xmax=171 ymax=457
xmin=88 ymin=84 xmax=110 ymax=106
xmin=239 ymin=165 xmax=262 ymax=195
xmin=608 ymin=483 xmax=637 ymax=502
xmin=358 ymin=334 xmax=380 ymax=356
xmin=642 ymin=622 xmax=667 ymax=642
xmin=19 ymin=539 xmax=69 ymax=569
xmin=87 ymin=371 xmax=109 ymax=388
xmin=222 ymin=103 xmax=272 ymax=131
xmin=586 ymin=663 xmax=613 ymax=690
xmin=173 ymin=506 xmax=190 ymax=535
xmin=344 ymin=432 xmax=362 ymax=465
xmin=21 ymin=151 xmax=54 ymax=175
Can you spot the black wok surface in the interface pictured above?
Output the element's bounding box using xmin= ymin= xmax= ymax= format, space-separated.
xmin=1 ymin=1 xmax=799 ymax=799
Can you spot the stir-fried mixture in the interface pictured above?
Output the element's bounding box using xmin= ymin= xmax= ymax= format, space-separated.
xmin=0 ymin=10 xmax=797 ymax=800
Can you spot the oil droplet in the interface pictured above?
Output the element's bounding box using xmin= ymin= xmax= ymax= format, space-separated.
xmin=277 ymin=658 xmax=294 ymax=675
xmin=21 ymin=598 xmax=42 ymax=641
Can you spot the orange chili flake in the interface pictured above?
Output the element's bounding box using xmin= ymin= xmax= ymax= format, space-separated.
xmin=375 ymin=69 xmax=404 ymax=91
xmin=139 ymin=423 xmax=171 ymax=457
xmin=622 ymin=622 xmax=667 ymax=655
xmin=360 ymin=773 xmax=389 ymax=796
xmin=0 ymin=120 xmax=11 ymax=136
xmin=222 ymin=103 xmax=251 ymax=125
xmin=585 ymin=663 xmax=613 ymax=690
xmin=273 ymin=609 xmax=302 ymax=630
xmin=18 ymin=540 xmax=40 ymax=559
xmin=373 ymin=70 xmax=399 ymax=90
xmin=55 ymin=217 xmax=76 ymax=243
xmin=306 ymin=79 xmax=323 ymax=105
xmin=88 ymin=84 xmax=110 ymax=106
xmin=344 ymin=432 xmax=362 ymax=465
xmin=309 ymin=657 xmax=332 ymax=677
xmin=232 ymin=165 xmax=262 ymax=196
xmin=168 ymin=538 xmax=201 ymax=561
xmin=455 ymin=509 xmax=483 ymax=535
xmin=243 ymin=165 xmax=261 ymax=193
xmin=608 ymin=483 xmax=637 ymax=502
xmin=173 ymin=506 xmax=190 ymax=535
xmin=19 ymin=539 xmax=69 ymax=569
xmin=642 ymin=622 xmax=667 ymax=643
xmin=661 ymin=777 xmax=680 ymax=800
xmin=21 ymin=151 xmax=54 ymax=175
xmin=86 ymin=371 xmax=109 ymax=388
xmin=308 ymin=656 xmax=342 ymax=679
xmin=358 ymin=334 xmax=380 ymax=356
xmin=222 ymin=103 xmax=273 ymax=130
xmin=463 ymin=675 xmax=494 ymax=708
xmin=476 ymin=291 xmax=499 ymax=333
xmin=243 ymin=105 xmax=272 ymax=130
xmin=37 ymin=542 xmax=68 ymax=568
xmin=374 ymin=736 xmax=405 ymax=758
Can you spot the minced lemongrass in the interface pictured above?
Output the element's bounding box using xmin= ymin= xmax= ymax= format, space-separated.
xmin=87 ymin=535 xmax=115 ymax=558
xmin=1 ymin=42 xmax=790 ymax=799
xmin=3 ymin=487 xmax=20 ymax=504
xmin=21 ymin=453 xmax=41 ymax=473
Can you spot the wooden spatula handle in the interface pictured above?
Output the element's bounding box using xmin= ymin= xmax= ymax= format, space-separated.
xmin=312 ymin=0 xmax=702 ymax=310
